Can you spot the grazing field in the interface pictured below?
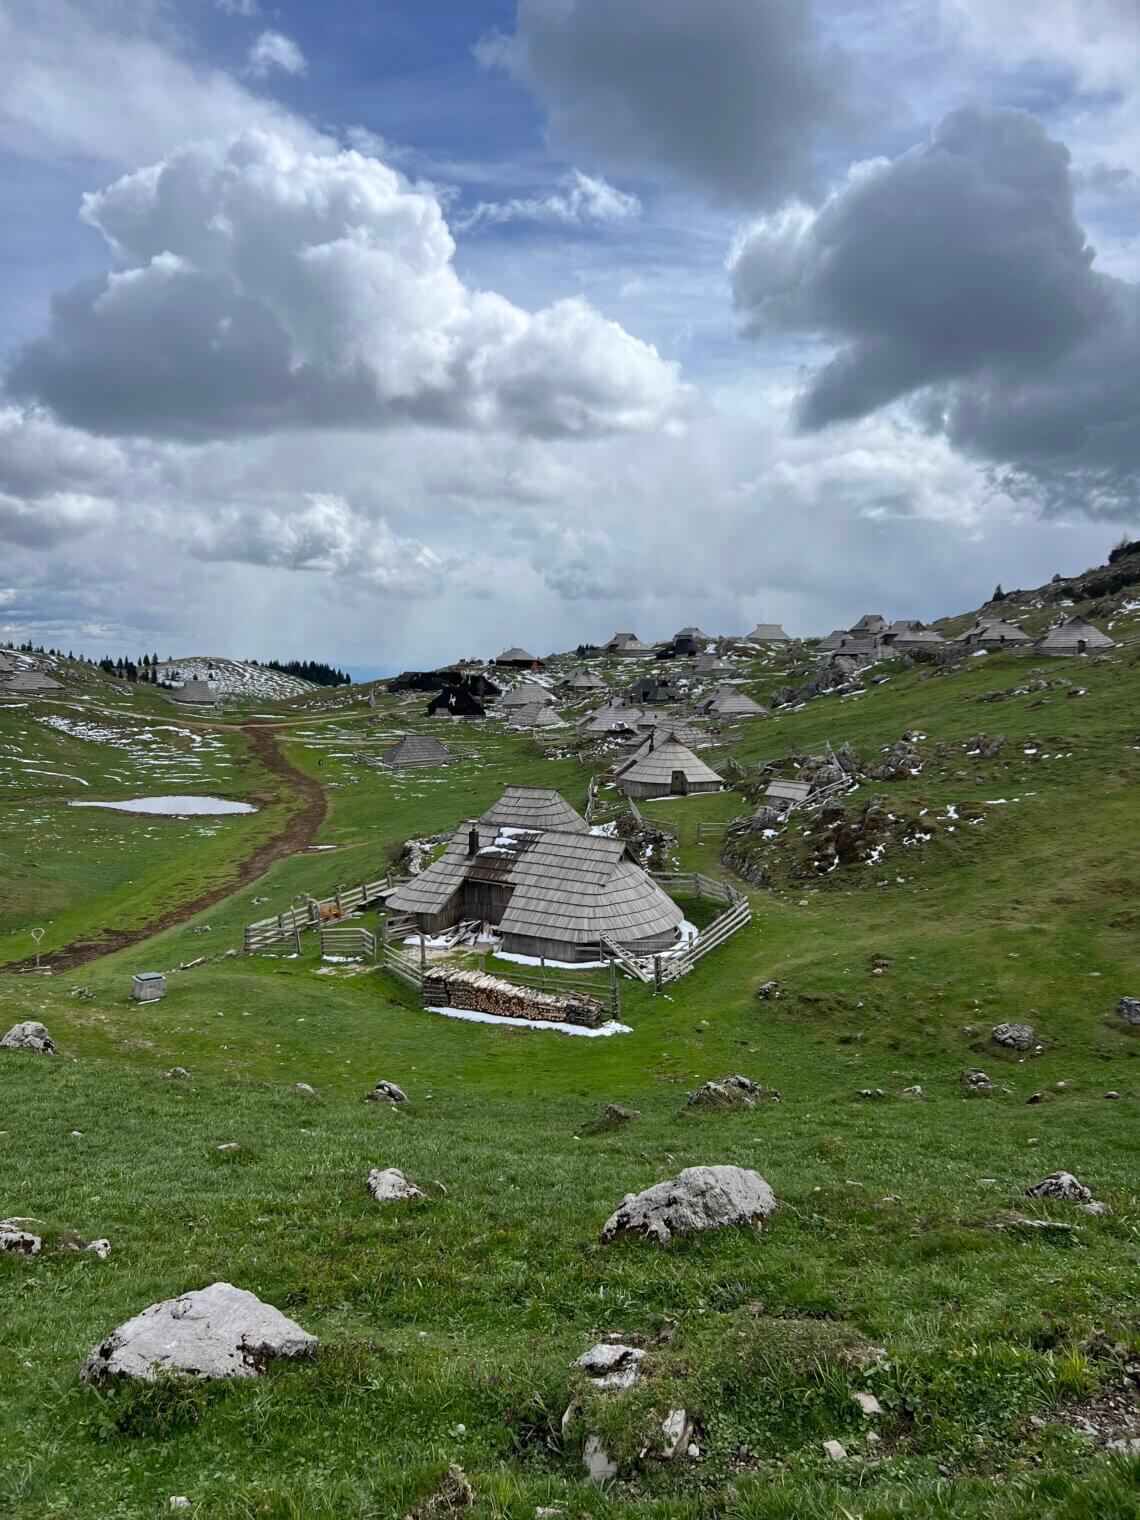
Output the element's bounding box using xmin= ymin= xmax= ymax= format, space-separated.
xmin=2 ymin=628 xmax=1139 ymax=1518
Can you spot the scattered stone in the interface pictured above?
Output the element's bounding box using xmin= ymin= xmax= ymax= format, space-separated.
xmin=1117 ymin=997 xmax=1140 ymax=1026
xmin=853 ymin=1391 xmax=883 ymax=1416
xmin=1 ymin=1021 xmax=57 ymax=1054
xmin=687 ymin=1075 xmax=760 ymax=1110
xmin=901 ymin=1085 xmax=924 ymax=1098
xmin=80 ymin=1281 xmax=317 ymax=1383
xmin=988 ymin=1213 xmax=1077 ymax=1234
xmin=364 ymin=1080 xmax=408 ymax=1105
xmin=661 ymin=1408 xmax=692 ymax=1459
xmin=601 ymin=1166 xmax=777 ymax=1245
xmin=169 ymin=1501 xmax=190 ymax=1512
xmin=1080 ymin=1200 xmax=1111 ymax=1217
xmin=0 ymin=1221 xmax=42 ymax=1257
xmin=573 ymin=1343 xmax=645 ymax=1389
xmin=992 ymin=1022 xmax=1036 ymax=1052
xmin=405 ymin=1463 xmax=473 ymax=1517
xmin=1026 ymin=1092 xmax=1046 ymax=1104
xmin=294 ymin=1083 xmax=317 ymax=1098
xmin=367 ymin=1168 xmax=425 ymax=1203
xmin=822 ymin=1439 xmax=847 ymax=1461
xmin=756 ymin=980 xmax=784 ymax=1000
xmin=579 ymin=1103 xmax=639 ymax=1135
xmin=1026 ymin=1172 xmax=1093 ymax=1203
xmin=216 ymin=1143 xmax=240 ymax=1153
xmin=60 ymin=1232 xmax=111 ymax=1260
xmin=582 ymin=1433 xmax=618 ymax=1484
xmin=882 ymin=1194 xmax=903 ymax=1205
xmin=164 ymin=1067 xmax=190 ymax=1080
xmin=962 ymin=1068 xmax=995 ymax=1094
xmin=1103 ymin=1091 xmax=1121 ymax=1101
xmin=858 ymin=1088 xmax=886 ymax=1100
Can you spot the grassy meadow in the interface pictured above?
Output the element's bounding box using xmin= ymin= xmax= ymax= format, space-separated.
xmin=1 ymin=627 xmax=1138 ymax=1518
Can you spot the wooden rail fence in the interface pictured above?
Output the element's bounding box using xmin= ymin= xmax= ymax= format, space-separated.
xmin=319 ymin=925 xmax=376 ymax=960
xmin=648 ymin=870 xmax=753 ymax=987
xmin=243 ymin=874 xmax=400 ymax=953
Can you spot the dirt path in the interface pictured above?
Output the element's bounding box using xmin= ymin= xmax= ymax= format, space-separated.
xmin=10 ymin=724 xmax=327 ymax=973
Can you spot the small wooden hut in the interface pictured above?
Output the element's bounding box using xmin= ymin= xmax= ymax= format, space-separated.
xmin=500 ymin=680 xmax=555 ymax=710
xmin=615 ymin=734 xmax=722 ymax=799
xmin=495 ymin=647 xmax=543 ymax=669
xmin=383 ymin=734 xmax=455 ymax=767
xmin=703 ymin=684 xmax=765 ymax=718
xmin=1036 ymin=616 xmax=1115 ymax=656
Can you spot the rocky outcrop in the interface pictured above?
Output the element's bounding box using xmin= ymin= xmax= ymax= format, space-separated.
xmin=1026 ymin=1172 xmax=1092 ymax=1204
xmin=80 ymin=1282 xmax=317 ymax=1383
xmin=0 ymin=1220 xmax=42 ymax=1256
xmin=600 ymin=1165 xmax=777 ymax=1244
xmin=573 ymin=1342 xmax=645 ymax=1389
xmin=992 ymin=1022 xmax=1036 ymax=1052
xmin=686 ymin=1075 xmax=761 ymax=1110
xmin=1 ymin=1022 xmax=56 ymax=1053
xmin=367 ymin=1168 xmax=425 ymax=1203
xmin=364 ymin=1080 xmax=409 ymax=1105
xmin=1117 ymin=997 xmax=1140 ymax=1026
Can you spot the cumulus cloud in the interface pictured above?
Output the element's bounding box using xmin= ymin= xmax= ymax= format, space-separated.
xmin=731 ymin=105 xmax=1140 ymax=514
xmin=0 ymin=407 xmax=124 ymax=547
xmin=247 ymin=30 xmax=306 ymax=80
xmin=217 ymin=0 xmax=259 ymax=15
xmin=478 ymin=0 xmax=851 ymax=208
xmin=457 ymin=170 xmax=640 ymax=232
xmin=0 ymin=0 xmax=319 ymax=167
xmin=8 ymin=131 xmax=683 ymax=441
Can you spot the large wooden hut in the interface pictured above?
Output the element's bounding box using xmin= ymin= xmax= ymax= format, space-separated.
xmin=427 ymin=686 xmax=487 ymax=719
xmin=385 ymin=790 xmax=683 ymax=962
xmin=500 ymin=680 xmax=555 ymax=710
xmin=479 ymin=786 xmax=589 ymax=834
xmin=563 ymin=668 xmax=606 ymax=693
xmin=702 ymin=684 xmax=766 ymax=718
xmin=615 ymin=733 xmax=722 ymax=799
xmin=169 ymin=679 xmax=216 ymax=707
xmin=746 ymin=622 xmax=790 ymax=644
xmin=605 ymin=632 xmax=654 ymax=657
xmin=1037 ymin=616 xmax=1115 ymax=656
xmin=953 ymin=619 xmax=1032 ymax=650
xmin=1 ymin=668 xmax=63 ymax=695
xmin=495 ymin=646 xmax=543 ymax=670
xmin=383 ymin=734 xmax=455 ymax=767
xmin=577 ymin=703 xmax=645 ymax=737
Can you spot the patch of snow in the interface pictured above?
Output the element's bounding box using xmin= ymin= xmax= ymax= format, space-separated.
xmin=70 ymin=795 xmax=256 ymax=815
xmin=423 ymin=1005 xmax=631 ymax=1037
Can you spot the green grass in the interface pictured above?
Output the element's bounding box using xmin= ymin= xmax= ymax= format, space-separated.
xmin=1 ymin=628 xmax=1139 ymax=1518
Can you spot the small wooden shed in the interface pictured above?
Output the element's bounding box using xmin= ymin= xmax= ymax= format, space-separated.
xmin=1037 ymin=617 xmax=1115 ymax=656
xmin=615 ymin=734 xmax=722 ymax=799
xmin=383 ymin=734 xmax=455 ymax=767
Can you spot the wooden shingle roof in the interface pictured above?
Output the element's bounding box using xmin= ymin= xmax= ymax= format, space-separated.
xmin=1037 ymin=616 xmax=1114 ymax=652
xmin=383 ymin=733 xmax=454 ymax=767
xmin=500 ymin=680 xmax=555 ymax=708
xmin=616 ymin=736 xmax=721 ymax=788
xmin=704 ymin=684 xmax=765 ymax=716
xmin=746 ymin=623 xmax=790 ymax=642
xmin=479 ymin=786 xmax=589 ymax=833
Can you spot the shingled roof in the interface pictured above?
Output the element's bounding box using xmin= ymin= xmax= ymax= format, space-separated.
xmin=500 ymin=680 xmax=555 ymax=708
xmin=478 ymin=786 xmax=589 ymax=834
xmin=703 ymin=684 xmax=765 ymax=717
xmin=1037 ymin=616 xmax=1115 ymax=653
xmin=616 ymin=735 xmax=722 ymax=790
xmin=564 ymin=668 xmax=606 ymax=691
xmin=746 ymin=622 xmax=790 ymax=642
xmin=2 ymin=668 xmax=63 ymax=694
xmin=577 ymin=703 xmax=645 ymax=735
xmin=387 ymin=819 xmax=682 ymax=950
xmin=383 ymin=733 xmax=455 ymax=767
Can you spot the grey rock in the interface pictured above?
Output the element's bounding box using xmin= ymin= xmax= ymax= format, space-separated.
xmin=687 ymin=1076 xmax=759 ymax=1110
xmin=573 ymin=1342 xmax=645 ymax=1389
xmin=852 ymin=1391 xmax=883 ymax=1416
xmin=583 ymin=1433 xmax=617 ymax=1484
xmin=1026 ymin=1171 xmax=1092 ymax=1203
xmin=80 ymin=1281 xmax=317 ymax=1383
xmin=992 ymin=1022 xmax=1036 ymax=1052
xmin=601 ymin=1165 xmax=777 ymax=1245
xmin=366 ymin=1168 xmax=424 ymax=1203
xmin=1 ymin=1021 xmax=56 ymax=1054
xmin=822 ymin=1439 xmax=847 ymax=1460
xmin=294 ymin=1083 xmax=317 ymax=1098
xmin=1079 ymin=1200 xmax=1110 ymax=1217
xmin=579 ymin=1103 xmax=639 ymax=1135
xmin=661 ymin=1408 xmax=692 ymax=1458
xmin=756 ymin=980 xmax=784 ymax=1000
xmin=164 ymin=1067 xmax=190 ymax=1080
xmin=901 ymin=1085 xmax=924 ymax=1098
xmin=364 ymin=1080 xmax=408 ymax=1105
xmin=1117 ymin=997 xmax=1140 ymax=1025
xmin=962 ymin=1068 xmax=995 ymax=1094
xmin=0 ymin=1221 xmax=42 ymax=1257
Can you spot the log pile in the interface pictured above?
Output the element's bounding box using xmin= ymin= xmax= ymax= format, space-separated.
xmin=422 ymin=967 xmax=605 ymax=1028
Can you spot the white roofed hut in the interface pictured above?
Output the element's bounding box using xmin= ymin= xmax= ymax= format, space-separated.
xmin=702 ymin=685 xmax=766 ymax=718
xmin=386 ymin=794 xmax=683 ymax=963
xmin=1037 ymin=616 xmax=1115 ymax=656
xmin=500 ymin=680 xmax=555 ymax=709
xmin=615 ymin=734 xmax=723 ymax=799
xmin=746 ymin=622 xmax=791 ymax=644
xmin=383 ymin=734 xmax=454 ymax=768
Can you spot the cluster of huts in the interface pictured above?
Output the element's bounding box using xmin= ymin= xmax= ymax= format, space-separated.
xmin=385 ymin=785 xmax=684 ymax=963
xmin=0 ymin=651 xmax=64 ymax=696
xmin=817 ymin=612 xmax=1115 ymax=662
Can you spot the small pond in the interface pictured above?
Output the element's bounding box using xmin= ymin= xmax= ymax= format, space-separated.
xmin=69 ymin=795 xmax=257 ymax=816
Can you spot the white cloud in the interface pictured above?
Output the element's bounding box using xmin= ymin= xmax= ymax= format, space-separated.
xmin=457 ymin=170 xmax=640 ymax=231
xmin=217 ymin=0 xmax=259 ymax=15
xmin=9 ymin=131 xmax=684 ymax=441
xmin=247 ymin=30 xmax=306 ymax=80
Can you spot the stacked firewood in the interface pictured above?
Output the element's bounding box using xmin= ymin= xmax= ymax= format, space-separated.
xmin=422 ymin=967 xmax=604 ymax=1028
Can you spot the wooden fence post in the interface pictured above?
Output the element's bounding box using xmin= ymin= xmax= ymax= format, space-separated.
xmin=419 ymin=933 xmax=427 ymax=970
xmin=540 ymin=955 xmax=546 ymax=993
xmin=609 ymin=957 xmax=618 ymax=1019
xmin=654 ymin=955 xmax=663 ymax=996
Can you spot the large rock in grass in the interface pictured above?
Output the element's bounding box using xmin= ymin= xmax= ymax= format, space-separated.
xmin=574 ymin=1342 xmax=645 ymax=1389
xmin=992 ymin=1022 xmax=1036 ymax=1052
xmin=1025 ymin=1172 xmax=1092 ymax=1204
xmin=80 ymin=1281 xmax=316 ymax=1383
xmin=366 ymin=1168 xmax=424 ymax=1203
xmin=364 ymin=1080 xmax=408 ymax=1105
xmin=601 ymin=1165 xmax=777 ymax=1245
xmin=686 ymin=1075 xmax=760 ymax=1111
xmin=1 ymin=1021 xmax=56 ymax=1054
xmin=1117 ymin=997 xmax=1140 ymax=1026
xmin=0 ymin=1220 xmax=42 ymax=1257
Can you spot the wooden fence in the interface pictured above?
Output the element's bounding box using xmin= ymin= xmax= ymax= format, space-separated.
xmin=243 ymin=874 xmax=400 ymax=953
xmin=648 ymin=870 xmax=753 ymax=987
xmin=319 ymin=925 xmax=376 ymax=960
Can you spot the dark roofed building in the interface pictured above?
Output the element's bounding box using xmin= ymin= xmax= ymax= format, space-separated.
xmin=495 ymin=646 xmax=543 ymax=669
xmin=626 ymin=676 xmax=681 ymax=705
xmin=427 ymin=686 xmax=487 ymax=719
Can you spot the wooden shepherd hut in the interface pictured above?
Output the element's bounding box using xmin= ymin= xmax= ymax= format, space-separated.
xmin=494 ymin=647 xmax=543 ymax=670
xmin=953 ymin=619 xmax=1032 ymax=650
xmin=385 ymin=791 xmax=683 ymax=963
xmin=746 ymin=622 xmax=790 ymax=644
xmin=427 ymin=685 xmax=487 ymax=719
xmin=703 ymin=684 xmax=766 ymax=718
xmin=1 ymin=668 xmax=64 ymax=695
xmin=563 ymin=668 xmax=606 ymax=693
xmin=383 ymin=734 xmax=455 ymax=768
xmin=169 ymin=679 xmax=216 ymax=707
xmin=1036 ymin=616 xmax=1115 ymax=656
xmin=478 ymin=786 xmax=589 ymax=834
xmin=615 ymin=734 xmax=722 ymax=799
xmin=500 ymin=680 xmax=555 ymax=709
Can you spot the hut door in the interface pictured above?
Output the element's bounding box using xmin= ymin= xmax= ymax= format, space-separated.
xmin=671 ymin=769 xmax=688 ymax=795
xmin=1077 ymin=638 xmax=1087 ymax=654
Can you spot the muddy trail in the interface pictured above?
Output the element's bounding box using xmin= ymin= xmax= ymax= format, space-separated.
xmin=7 ymin=724 xmax=327 ymax=973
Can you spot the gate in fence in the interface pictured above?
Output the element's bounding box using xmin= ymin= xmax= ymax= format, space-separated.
xmin=319 ymin=925 xmax=377 ymax=961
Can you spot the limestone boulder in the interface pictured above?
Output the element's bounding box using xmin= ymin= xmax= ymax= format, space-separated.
xmin=0 ymin=1220 xmax=42 ymax=1256
xmin=573 ymin=1342 xmax=645 ymax=1389
xmin=1117 ymin=997 xmax=1140 ymax=1026
xmin=364 ymin=1080 xmax=408 ymax=1105
xmin=366 ymin=1168 xmax=425 ymax=1203
xmin=992 ymin=1022 xmax=1036 ymax=1052
xmin=1 ymin=1021 xmax=56 ymax=1054
xmin=1026 ymin=1172 xmax=1093 ymax=1204
xmin=80 ymin=1281 xmax=317 ymax=1383
xmin=601 ymin=1165 xmax=777 ymax=1245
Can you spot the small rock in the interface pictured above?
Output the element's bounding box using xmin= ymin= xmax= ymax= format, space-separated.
xmin=857 ymin=1088 xmax=886 ymax=1100
xmin=294 ymin=1083 xmax=317 ymax=1098
xmin=1103 ymin=1091 xmax=1120 ymax=1101
xmin=992 ymin=1022 xmax=1036 ymax=1052
xmin=962 ymin=1068 xmax=995 ymax=1094
xmin=579 ymin=1103 xmax=638 ymax=1135
xmin=574 ymin=1342 xmax=645 ymax=1389
xmin=1079 ymin=1200 xmax=1110 ymax=1217
xmin=81 ymin=1281 xmax=316 ymax=1383
xmin=756 ymin=981 xmax=784 ymax=1000
xmin=601 ymin=1166 xmax=777 ymax=1245
xmin=822 ymin=1439 xmax=847 ymax=1461
xmin=881 ymin=1194 xmax=903 ymax=1205
xmin=364 ymin=1080 xmax=408 ymax=1105
xmin=87 ymin=1238 xmax=112 ymax=1260
xmin=1116 ymin=997 xmax=1140 ymax=1026
xmin=216 ymin=1142 xmax=240 ymax=1153
xmin=852 ymin=1391 xmax=883 ymax=1416
xmin=583 ymin=1433 xmax=617 ymax=1484
xmin=1 ymin=1021 xmax=57 ymax=1054
xmin=1026 ymin=1092 xmax=1045 ymax=1104
xmin=169 ymin=1501 xmax=190 ymax=1512
xmin=661 ymin=1408 xmax=692 ymax=1458
xmin=367 ymin=1168 xmax=425 ymax=1203
xmin=0 ymin=1221 xmax=42 ymax=1257
xmin=1026 ymin=1171 xmax=1092 ymax=1203
xmin=900 ymin=1085 xmax=924 ymax=1098
xmin=686 ymin=1442 xmax=699 ymax=1458
xmin=164 ymin=1067 xmax=190 ymax=1080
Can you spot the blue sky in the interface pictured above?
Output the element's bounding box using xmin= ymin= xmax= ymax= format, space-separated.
xmin=1 ymin=0 xmax=1137 ymax=671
